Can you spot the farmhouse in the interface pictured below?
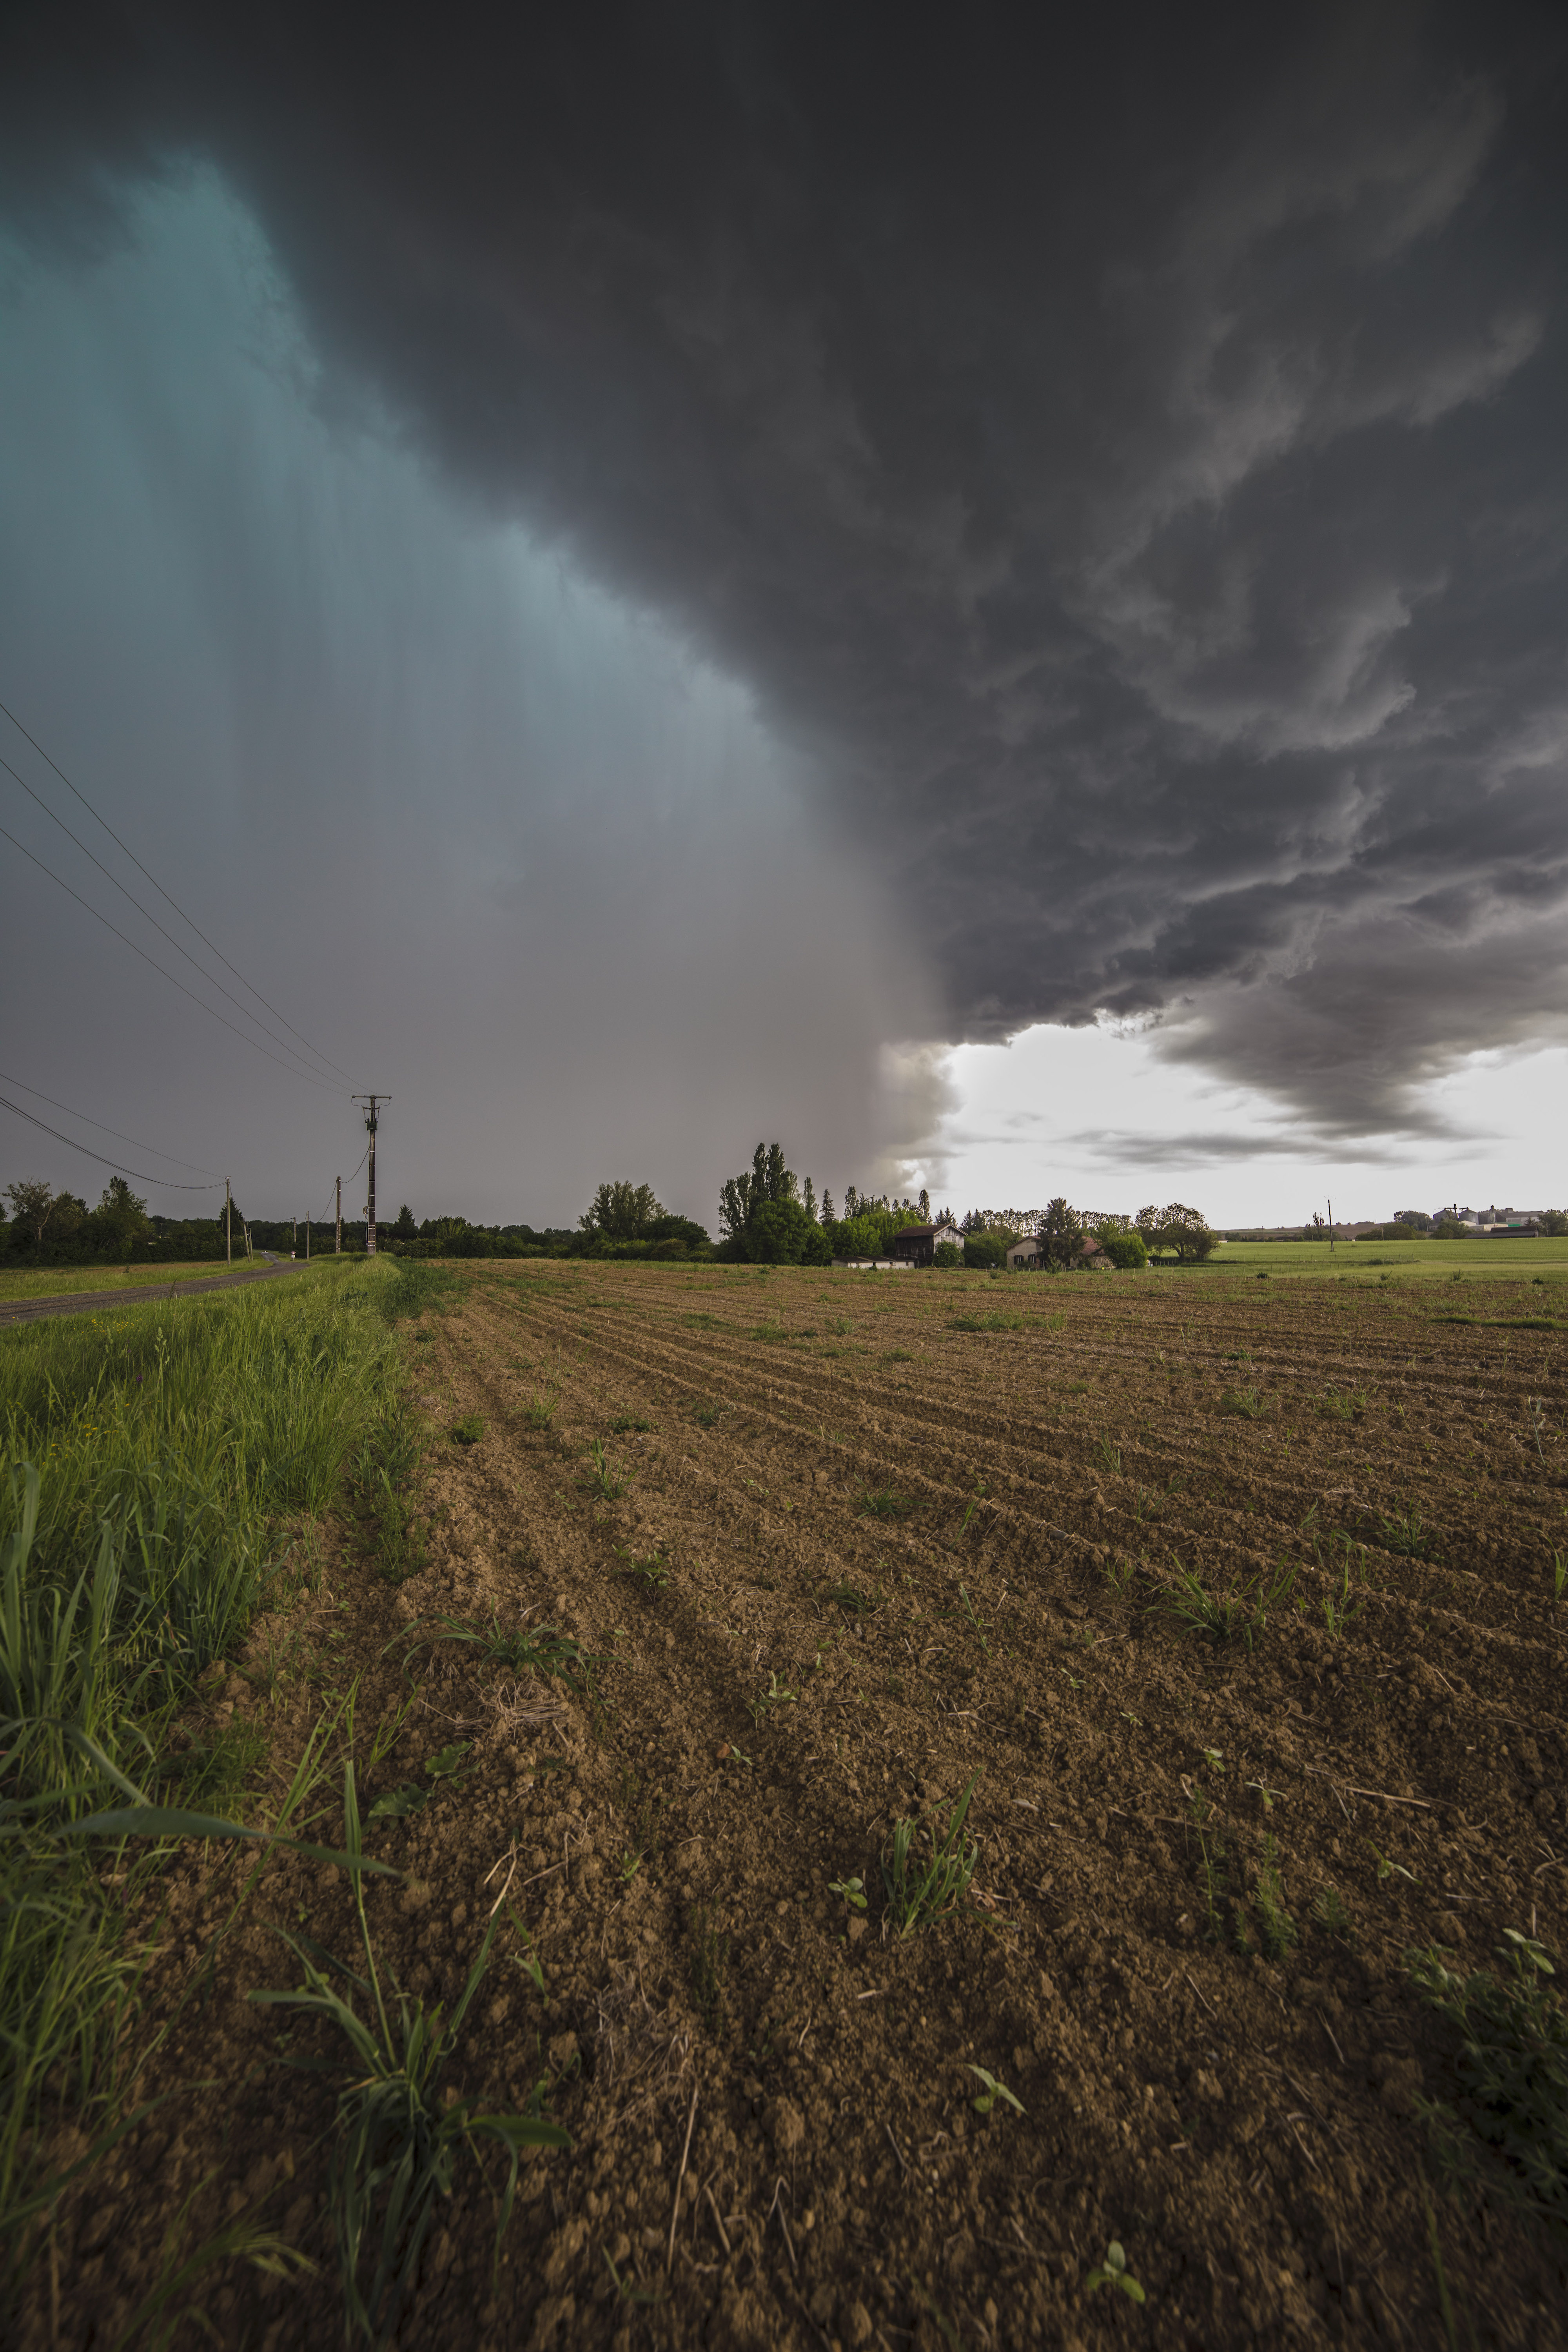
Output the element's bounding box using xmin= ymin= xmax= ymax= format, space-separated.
xmin=887 ymin=1221 xmax=963 ymax=1267
xmin=1006 ymin=1234 xmax=1113 ymax=1271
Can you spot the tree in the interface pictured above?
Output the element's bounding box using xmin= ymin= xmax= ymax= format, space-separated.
xmin=1037 ymin=1197 xmax=1083 ymax=1270
xmin=1137 ymin=1203 xmax=1217 ymax=1262
xmin=93 ymin=1175 xmax=151 ymax=1254
xmin=746 ymin=1198 xmax=832 ymax=1265
xmin=918 ymin=1187 xmax=930 ymax=1221
xmin=802 ymin=1177 xmax=817 ymax=1223
xmin=820 ymin=1188 xmax=835 ymax=1223
xmin=581 ymin=1180 xmax=664 ymax=1242
xmin=1540 ymin=1209 xmax=1567 ymax=1237
xmin=5 ymin=1178 xmax=58 ymax=1249
xmin=963 ymin=1232 xmax=1010 ymax=1269
xmin=1432 ymin=1215 xmax=1466 ymax=1240
xmin=934 ymin=1240 xmax=962 ymax=1267
xmin=719 ymin=1142 xmax=797 ymax=1239
xmin=392 ymin=1203 xmax=418 ymax=1238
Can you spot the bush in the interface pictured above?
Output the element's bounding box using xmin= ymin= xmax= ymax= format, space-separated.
xmin=933 ymin=1241 xmax=963 ymax=1268
xmin=1096 ymin=1229 xmax=1147 ymax=1271
xmin=964 ymin=1233 xmax=1010 ymax=1270
xmin=1542 ymin=1210 xmax=1568 ymax=1238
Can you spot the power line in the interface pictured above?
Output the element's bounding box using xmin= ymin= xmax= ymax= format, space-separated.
xmin=1 ymin=751 xmax=346 ymax=1085
xmin=0 ymin=698 xmax=351 ymax=1080
xmin=0 ymin=820 xmax=343 ymax=1094
xmin=0 ymin=1092 xmax=220 ymax=1190
xmin=0 ymin=1068 xmax=220 ymax=1177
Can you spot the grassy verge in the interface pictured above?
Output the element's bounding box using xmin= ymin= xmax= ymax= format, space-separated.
xmin=0 ymin=1256 xmax=441 ymax=2299
xmin=0 ymin=1261 xmax=259 ymax=1303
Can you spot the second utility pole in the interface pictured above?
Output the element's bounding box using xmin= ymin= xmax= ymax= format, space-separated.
xmin=336 ymin=1176 xmax=341 ymax=1256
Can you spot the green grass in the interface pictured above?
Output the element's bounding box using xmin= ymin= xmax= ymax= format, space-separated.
xmin=881 ymin=1774 xmax=981 ymax=1935
xmin=1186 ymin=1237 xmax=1568 ymax=1281
xmin=1407 ymin=1930 xmax=1568 ymax=2239
xmin=250 ymin=1763 xmax=568 ymax=2338
xmin=0 ymin=1256 xmax=423 ymax=2288
xmin=0 ymin=1260 xmax=243 ymax=1303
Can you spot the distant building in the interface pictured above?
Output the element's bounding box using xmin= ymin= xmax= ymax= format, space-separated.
xmin=1005 ymin=1234 xmax=1112 ymax=1271
xmin=887 ymin=1221 xmax=963 ymax=1267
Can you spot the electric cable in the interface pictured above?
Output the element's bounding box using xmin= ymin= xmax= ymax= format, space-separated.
xmin=0 ymin=1068 xmax=221 ymax=1178
xmin=0 ymin=698 xmax=351 ymax=1080
xmin=0 ymin=821 xmax=343 ymax=1094
xmin=0 ymin=1093 xmax=221 ymax=1189
xmin=1 ymin=751 xmax=346 ymax=1085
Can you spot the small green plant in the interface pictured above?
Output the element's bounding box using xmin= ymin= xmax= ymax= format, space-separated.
xmin=424 ymin=1740 xmax=470 ymax=1781
xmin=882 ymin=1773 xmax=980 ymax=1936
xmin=957 ymin=1583 xmax=989 ymax=1653
xmin=691 ymin=1904 xmax=729 ymax=2029
xmin=250 ymin=1765 xmax=568 ymax=2339
xmin=1253 ymin=1833 xmax=1297 ymax=1960
xmin=967 ymin=2065 xmax=1024 ymax=2117
xmin=749 ymin=1320 xmax=788 ymax=1342
xmin=824 ymin=1581 xmax=875 ymax=1615
xmin=602 ymin=2247 xmax=658 ymax=2307
xmin=607 ymin=1412 xmax=653 ymax=1434
xmin=612 ymin=1544 xmax=669 ymax=1591
xmin=1187 ymin=1788 xmax=1226 ymax=1941
xmin=1552 ymin=1552 xmax=1567 ymax=1605
xmin=1085 ymin=2241 xmax=1145 ymax=2303
xmin=1322 ymin=1561 xmax=1365 ymax=1639
xmin=1406 ymin=1930 xmax=1568 ymax=2237
xmin=828 ymin=1875 xmax=867 ymax=1911
xmin=858 ymin=1488 xmax=921 ymax=1519
xmin=1094 ymin=1437 xmax=1123 ymax=1477
xmin=746 ymin=1669 xmax=796 ymax=1724
xmin=450 ymin=1414 xmax=485 ymax=1446
xmin=691 ymin=1399 xmax=722 ymax=1428
xmin=522 ymin=1392 xmax=559 ymax=1429
xmin=1312 ymin=1886 xmax=1355 ymax=1940
xmin=583 ymin=1439 xmax=630 ymax=1500
xmin=1317 ymin=1387 xmax=1366 ymax=1420
xmin=949 ymin=1311 xmax=1025 ymax=1332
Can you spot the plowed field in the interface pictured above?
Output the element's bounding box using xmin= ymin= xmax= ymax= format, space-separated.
xmin=49 ymin=1261 xmax=1568 ymax=2349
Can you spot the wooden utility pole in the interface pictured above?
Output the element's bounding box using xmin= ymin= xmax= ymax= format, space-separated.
xmin=336 ymin=1176 xmax=341 ymax=1255
xmin=225 ymin=1177 xmax=231 ymax=1267
xmin=352 ymin=1097 xmax=389 ymax=1258
xmin=1328 ymin=1198 xmax=1335 ymax=1255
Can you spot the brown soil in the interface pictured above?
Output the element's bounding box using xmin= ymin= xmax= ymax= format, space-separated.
xmin=36 ymin=1261 xmax=1568 ymax=2349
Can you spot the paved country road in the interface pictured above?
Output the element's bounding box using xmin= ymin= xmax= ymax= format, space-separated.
xmin=0 ymin=1258 xmax=312 ymax=1328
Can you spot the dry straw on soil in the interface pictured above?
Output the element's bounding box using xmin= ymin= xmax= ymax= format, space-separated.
xmin=14 ymin=1256 xmax=1568 ymax=2348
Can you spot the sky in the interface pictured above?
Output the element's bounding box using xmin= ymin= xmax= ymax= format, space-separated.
xmin=2 ymin=4 xmax=1565 ymax=1232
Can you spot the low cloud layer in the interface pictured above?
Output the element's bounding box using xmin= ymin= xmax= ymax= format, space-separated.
xmin=4 ymin=2 xmax=1567 ymax=1154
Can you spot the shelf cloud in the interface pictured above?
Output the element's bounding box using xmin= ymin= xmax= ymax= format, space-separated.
xmin=5 ymin=1 xmax=1566 ymax=1163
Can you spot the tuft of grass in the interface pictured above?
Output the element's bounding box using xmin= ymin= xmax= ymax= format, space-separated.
xmin=681 ymin=1313 xmax=725 ymax=1330
xmin=583 ymin=1439 xmax=630 ymax=1500
xmin=251 ymin=1764 xmax=569 ymax=2339
xmin=1218 ymin=1385 xmax=1272 ymax=1419
xmin=858 ymin=1488 xmax=922 ymax=1520
xmin=522 ymin=1392 xmax=559 ymax=1430
xmin=824 ymin=1581 xmax=877 ymax=1616
xmin=691 ymin=1903 xmax=729 ymax=2030
xmin=1158 ymin=1555 xmax=1296 ymax=1650
xmin=1317 ymin=1387 xmax=1367 ymax=1420
xmin=690 ymin=1399 xmax=722 ymax=1428
xmin=1094 ymin=1437 xmax=1123 ymax=1477
xmin=949 ymin=1312 xmax=1025 ymax=1333
xmin=450 ymin=1413 xmax=485 ymax=1446
xmin=882 ymin=1773 xmax=980 ymax=1936
xmin=749 ymin=1321 xmax=788 ymax=1343
xmin=1312 ymin=1886 xmax=1356 ymax=1941
xmin=1253 ymin=1833 xmax=1297 ymax=1960
xmin=423 ymin=1613 xmax=594 ymax=1689
xmin=607 ymin=1413 xmax=653 ymax=1434
xmin=1376 ymin=1503 xmax=1441 ymax=1561
xmin=1406 ymin=1930 xmax=1568 ymax=2239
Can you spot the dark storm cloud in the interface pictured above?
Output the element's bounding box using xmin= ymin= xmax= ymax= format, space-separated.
xmin=5 ymin=1 xmax=1567 ymax=1141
